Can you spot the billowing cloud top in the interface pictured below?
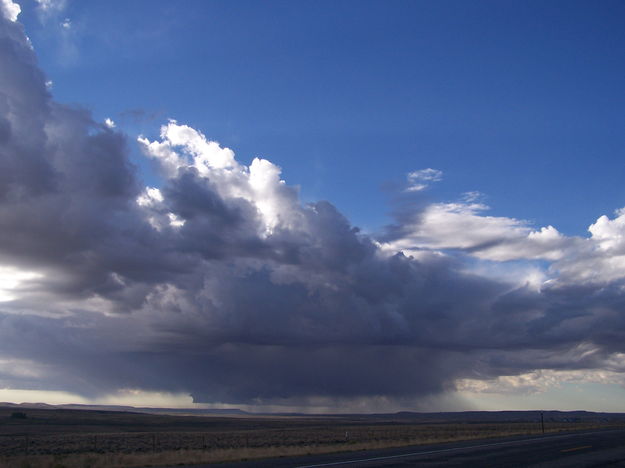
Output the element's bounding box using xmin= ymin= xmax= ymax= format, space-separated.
xmin=0 ymin=0 xmax=20 ymax=22
xmin=2 ymin=9 xmax=625 ymax=411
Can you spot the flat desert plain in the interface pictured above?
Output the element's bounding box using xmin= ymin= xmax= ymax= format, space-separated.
xmin=1 ymin=406 xmax=624 ymax=467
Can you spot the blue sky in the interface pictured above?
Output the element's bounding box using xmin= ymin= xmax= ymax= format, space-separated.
xmin=2 ymin=0 xmax=625 ymax=412
xmin=19 ymin=0 xmax=625 ymax=235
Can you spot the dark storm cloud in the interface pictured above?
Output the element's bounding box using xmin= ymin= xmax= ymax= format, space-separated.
xmin=2 ymin=11 xmax=625 ymax=409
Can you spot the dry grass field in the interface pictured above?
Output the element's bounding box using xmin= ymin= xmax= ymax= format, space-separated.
xmin=1 ymin=406 xmax=624 ymax=467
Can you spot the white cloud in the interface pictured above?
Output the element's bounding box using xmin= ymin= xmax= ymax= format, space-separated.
xmin=0 ymin=266 xmax=43 ymax=302
xmin=385 ymin=197 xmax=625 ymax=287
xmin=167 ymin=212 xmax=185 ymax=228
xmin=60 ymin=17 xmax=70 ymax=29
xmin=139 ymin=120 xmax=302 ymax=235
xmin=97 ymin=389 xmax=197 ymax=408
xmin=136 ymin=187 xmax=163 ymax=207
xmin=588 ymin=209 xmax=625 ymax=252
xmin=0 ymin=0 xmax=20 ymax=22
xmin=457 ymin=367 xmax=625 ymax=396
xmin=0 ymin=387 xmax=199 ymax=408
xmin=104 ymin=117 xmax=115 ymax=128
xmin=387 ymin=201 xmax=568 ymax=262
xmin=137 ymin=134 xmax=184 ymax=177
xmin=0 ymin=388 xmax=89 ymax=405
xmin=542 ymin=208 xmax=625 ymax=285
xmin=160 ymin=119 xmax=237 ymax=171
xmin=406 ymin=168 xmax=443 ymax=192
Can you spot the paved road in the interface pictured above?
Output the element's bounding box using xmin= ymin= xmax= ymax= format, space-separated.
xmin=192 ymin=428 xmax=625 ymax=467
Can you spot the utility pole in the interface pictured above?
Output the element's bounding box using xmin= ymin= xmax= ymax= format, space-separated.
xmin=541 ymin=411 xmax=545 ymax=434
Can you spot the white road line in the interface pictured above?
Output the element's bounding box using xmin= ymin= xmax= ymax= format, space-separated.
xmin=295 ymin=429 xmax=622 ymax=468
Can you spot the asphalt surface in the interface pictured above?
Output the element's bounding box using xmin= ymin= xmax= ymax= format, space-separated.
xmin=181 ymin=427 xmax=625 ymax=467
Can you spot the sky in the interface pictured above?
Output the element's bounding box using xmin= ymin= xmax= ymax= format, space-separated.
xmin=1 ymin=0 xmax=625 ymax=413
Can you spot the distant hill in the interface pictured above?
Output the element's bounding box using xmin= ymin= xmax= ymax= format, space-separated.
xmin=375 ymin=410 xmax=625 ymax=423
xmin=1 ymin=402 xmax=623 ymax=423
xmin=257 ymin=409 xmax=625 ymax=423
xmin=0 ymin=402 xmax=249 ymax=416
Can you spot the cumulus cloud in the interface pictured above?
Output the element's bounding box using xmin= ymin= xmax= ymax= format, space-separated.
xmin=386 ymin=201 xmax=571 ymax=262
xmin=3 ymin=11 xmax=625 ymax=411
xmin=0 ymin=0 xmax=19 ymax=22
